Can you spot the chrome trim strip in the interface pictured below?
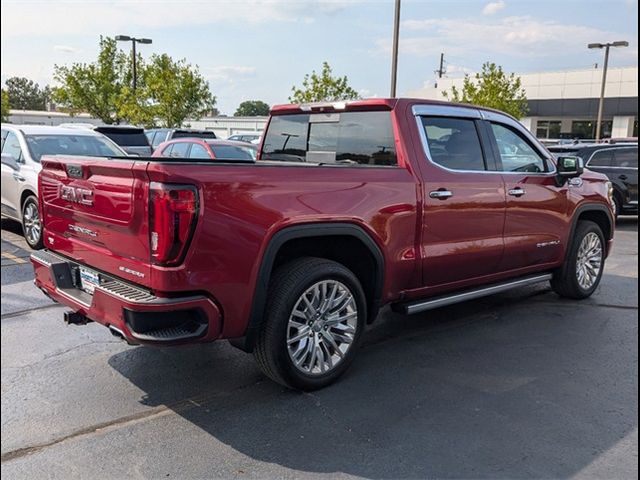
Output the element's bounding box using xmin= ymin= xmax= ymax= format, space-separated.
xmin=412 ymin=105 xmax=557 ymax=176
xmin=400 ymin=273 xmax=553 ymax=314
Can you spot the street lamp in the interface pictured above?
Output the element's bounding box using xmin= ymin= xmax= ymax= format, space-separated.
xmin=115 ymin=35 xmax=152 ymax=91
xmin=390 ymin=0 xmax=401 ymax=97
xmin=588 ymin=40 xmax=629 ymax=141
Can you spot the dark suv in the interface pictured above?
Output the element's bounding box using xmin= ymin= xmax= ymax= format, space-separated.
xmin=550 ymin=143 xmax=638 ymax=217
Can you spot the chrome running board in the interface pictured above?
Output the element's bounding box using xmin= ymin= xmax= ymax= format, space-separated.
xmin=394 ymin=273 xmax=553 ymax=315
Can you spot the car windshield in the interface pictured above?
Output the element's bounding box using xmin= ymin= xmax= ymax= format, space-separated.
xmin=25 ymin=134 xmax=125 ymax=161
xmin=210 ymin=144 xmax=257 ymax=160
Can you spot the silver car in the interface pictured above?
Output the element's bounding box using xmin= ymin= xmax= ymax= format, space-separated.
xmin=1 ymin=124 xmax=126 ymax=249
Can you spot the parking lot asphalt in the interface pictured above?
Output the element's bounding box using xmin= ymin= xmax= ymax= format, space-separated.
xmin=1 ymin=216 xmax=637 ymax=479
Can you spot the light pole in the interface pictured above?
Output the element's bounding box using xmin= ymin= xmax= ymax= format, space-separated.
xmin=115 ymin=35 xmax=152 ymax=91
xmin=390 ymin=0 xmax=401 ymax=97
xmin=588 ymin=40 xmax=628 ymax=141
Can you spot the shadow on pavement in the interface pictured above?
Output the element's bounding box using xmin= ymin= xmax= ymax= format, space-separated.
xmin=616 ymin=215 xmax=638 ymax=232
xmin=1 ymin=217 xmax=24 ymax=236
xmin=108 ymin=276 xmax=638 ymax=478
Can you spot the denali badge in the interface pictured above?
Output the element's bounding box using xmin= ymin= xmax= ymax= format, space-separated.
xmin=68 ymin=224 xmax=97 ymax=237
xmin=60 ymin=185 xmax=94 ymax=206
xmin=537 ymin=240 xmax=561 ymax=248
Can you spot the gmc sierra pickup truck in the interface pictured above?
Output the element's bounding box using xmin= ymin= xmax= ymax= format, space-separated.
xmin=31 ymin=98 xmax=615 ymax=390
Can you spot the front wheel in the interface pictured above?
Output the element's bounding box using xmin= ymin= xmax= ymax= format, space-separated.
xmin=254 ymin=257 xmax=366 ymax=390
xmin=551 ymin=220 xmax=605 ymax=299
xmin=22 ymin=196 xmax=43 ymax=250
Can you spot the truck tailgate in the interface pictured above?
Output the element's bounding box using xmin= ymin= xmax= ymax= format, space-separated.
xmin=39 ymin=156 xmax=153 ymax=287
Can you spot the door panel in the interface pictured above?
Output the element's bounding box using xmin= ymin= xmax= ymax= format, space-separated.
xmin=1 ymin=131 xmax=24 ymax=216
xmin=417 ymin=115 xmax=506 ymax=287
xmin=613 ymin=147 xmax=638 ymax=204
xmin=487 ymin=121 xmax=567 ymax=270
xmin=500 ymin=175 xmax=567 ymax=270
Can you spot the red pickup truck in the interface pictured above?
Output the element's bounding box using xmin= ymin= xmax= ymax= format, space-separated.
xmin=31 ymin=98 xmax=615 ymax=390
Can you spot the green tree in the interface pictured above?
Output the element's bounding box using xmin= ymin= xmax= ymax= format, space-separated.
xmin=135 ymin=54 xmax=216 ymax=127
xmin=234 ymin=100 xmax=270 ymax=117
xmin=5 ymin=76 xmax=50 ymax=110
xmin=290 ymin=62 xmax=360 ymax=103
xmin=52 ymin=36 xmax=135 ymax=124
xmin=443 ymin=62 xmax=529 ymax=119
xmin=1 ymin=90 xmax=10 ymax=121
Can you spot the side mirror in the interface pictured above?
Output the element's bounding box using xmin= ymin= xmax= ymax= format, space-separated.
xmin=1 ymin=153 xmax=19 ymax=171
xmin=556 ymin=155 xmax=584 ymax=185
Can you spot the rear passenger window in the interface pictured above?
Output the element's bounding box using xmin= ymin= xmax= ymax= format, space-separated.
xmin=614 ymin=148 xmax=638 ymax=168
xmin=161 ymin=144 xmax=174 ymax=157
xmin=262 ymin=111 xmax=397 ymax=166
xmin=189 ymin=144 xmax=210 ymax=159
xmin=170 ymin=142 xmax=190 ymax=158
xmin=420 ymin=117 xmax=486 ymax=171
xmin=589 ymin=150 xmax=614 ymax=167
xmin=490 ymin=123 xmax=547 ymax=173
xmin=152 ymin=131 xmax=167 ymax=148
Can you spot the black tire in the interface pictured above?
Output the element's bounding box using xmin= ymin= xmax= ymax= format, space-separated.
xmin=254 ymin=257 xmax=367 ymax=390
xmin=551 ymin=220 xmax=605 ymax=299
xmin=22 ymin=195 xmax=43 ymax=250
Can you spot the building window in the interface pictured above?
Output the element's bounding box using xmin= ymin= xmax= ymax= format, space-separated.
xmin=571 ymin=120 xmax=613 ymax=139
xmin=536 ymin=120 xmax=561 ymax=139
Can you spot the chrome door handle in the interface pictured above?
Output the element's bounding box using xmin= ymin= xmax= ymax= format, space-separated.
xmin=429 ymin=189 xmax=453 ymax=200
xmin=508 ymin=187 xmax=526 ymax=197
xmin=12 ymin=173 xmax=25 ymax=182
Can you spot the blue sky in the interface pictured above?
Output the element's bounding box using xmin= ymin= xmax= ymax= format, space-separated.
xmin=1 ymin=0 xmax=638 ymax=115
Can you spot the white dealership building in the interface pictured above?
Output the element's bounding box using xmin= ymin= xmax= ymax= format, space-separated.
xmin=409 ymin=65 xmax=638 ymax=140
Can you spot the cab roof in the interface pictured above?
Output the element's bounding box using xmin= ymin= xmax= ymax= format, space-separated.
xmin=269 ymin=98 xmax=513 ymax=117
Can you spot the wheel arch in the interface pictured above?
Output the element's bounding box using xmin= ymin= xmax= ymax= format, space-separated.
xmin=235 ymin=222 xmax=385 ymax=353
xmin=568 ymin=203 xmax=614 ymax=257
xmin=20 ymin=189 xmax=37 ymax=210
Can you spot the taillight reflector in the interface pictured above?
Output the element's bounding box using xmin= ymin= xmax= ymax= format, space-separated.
xmin=149 ymin=183 xmax=198 ymax=266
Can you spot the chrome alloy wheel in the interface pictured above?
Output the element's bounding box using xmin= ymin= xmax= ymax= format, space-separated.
xmin=23 ymin=202 xmax=42 ymax=246
xmin=576 ymin=232 xmax=603 ymax=290
xmin=286 ymin=280 xmax=358 ymax=376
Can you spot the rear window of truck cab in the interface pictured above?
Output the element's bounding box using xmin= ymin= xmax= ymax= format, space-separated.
xmin=261 ymin=111 xmax=397 ymax=166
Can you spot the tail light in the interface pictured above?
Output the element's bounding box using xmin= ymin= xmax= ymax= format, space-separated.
xmin=149 ymin=183 xmax=198 ymax=266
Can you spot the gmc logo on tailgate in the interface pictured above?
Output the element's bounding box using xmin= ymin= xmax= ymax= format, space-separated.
xmin=59 ymin=185 xmax=94 ymax=206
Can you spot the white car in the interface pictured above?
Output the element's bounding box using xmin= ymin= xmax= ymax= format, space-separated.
xmin=1 ymin=124 xmax=126 ymax=249
xmin=227 ymin=133 xmax=262 ymax=144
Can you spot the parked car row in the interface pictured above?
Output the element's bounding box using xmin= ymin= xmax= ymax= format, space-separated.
xmin=2 ymin=116 xmax=636 ymax=251
xmin=151 ymin=138 xmax=257 ymax=161
xmin=549 ymin=143 xmax=638 ymax=218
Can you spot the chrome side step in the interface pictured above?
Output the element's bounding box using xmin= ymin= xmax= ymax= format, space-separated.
xmin=394 ymin=273 xmax=553 ymax=315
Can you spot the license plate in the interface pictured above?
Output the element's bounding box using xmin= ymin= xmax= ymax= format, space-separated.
xmin=79 ymin=267 xmax=100 ymax=294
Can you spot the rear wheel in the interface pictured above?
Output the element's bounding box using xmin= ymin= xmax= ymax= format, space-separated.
xmin=22 ymin=196 xmax=43 ymax=250
xmin=551 ymin=220 xmax=605 ymax=299
xmin=254 ymin=257 xmax=366 ymax=390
